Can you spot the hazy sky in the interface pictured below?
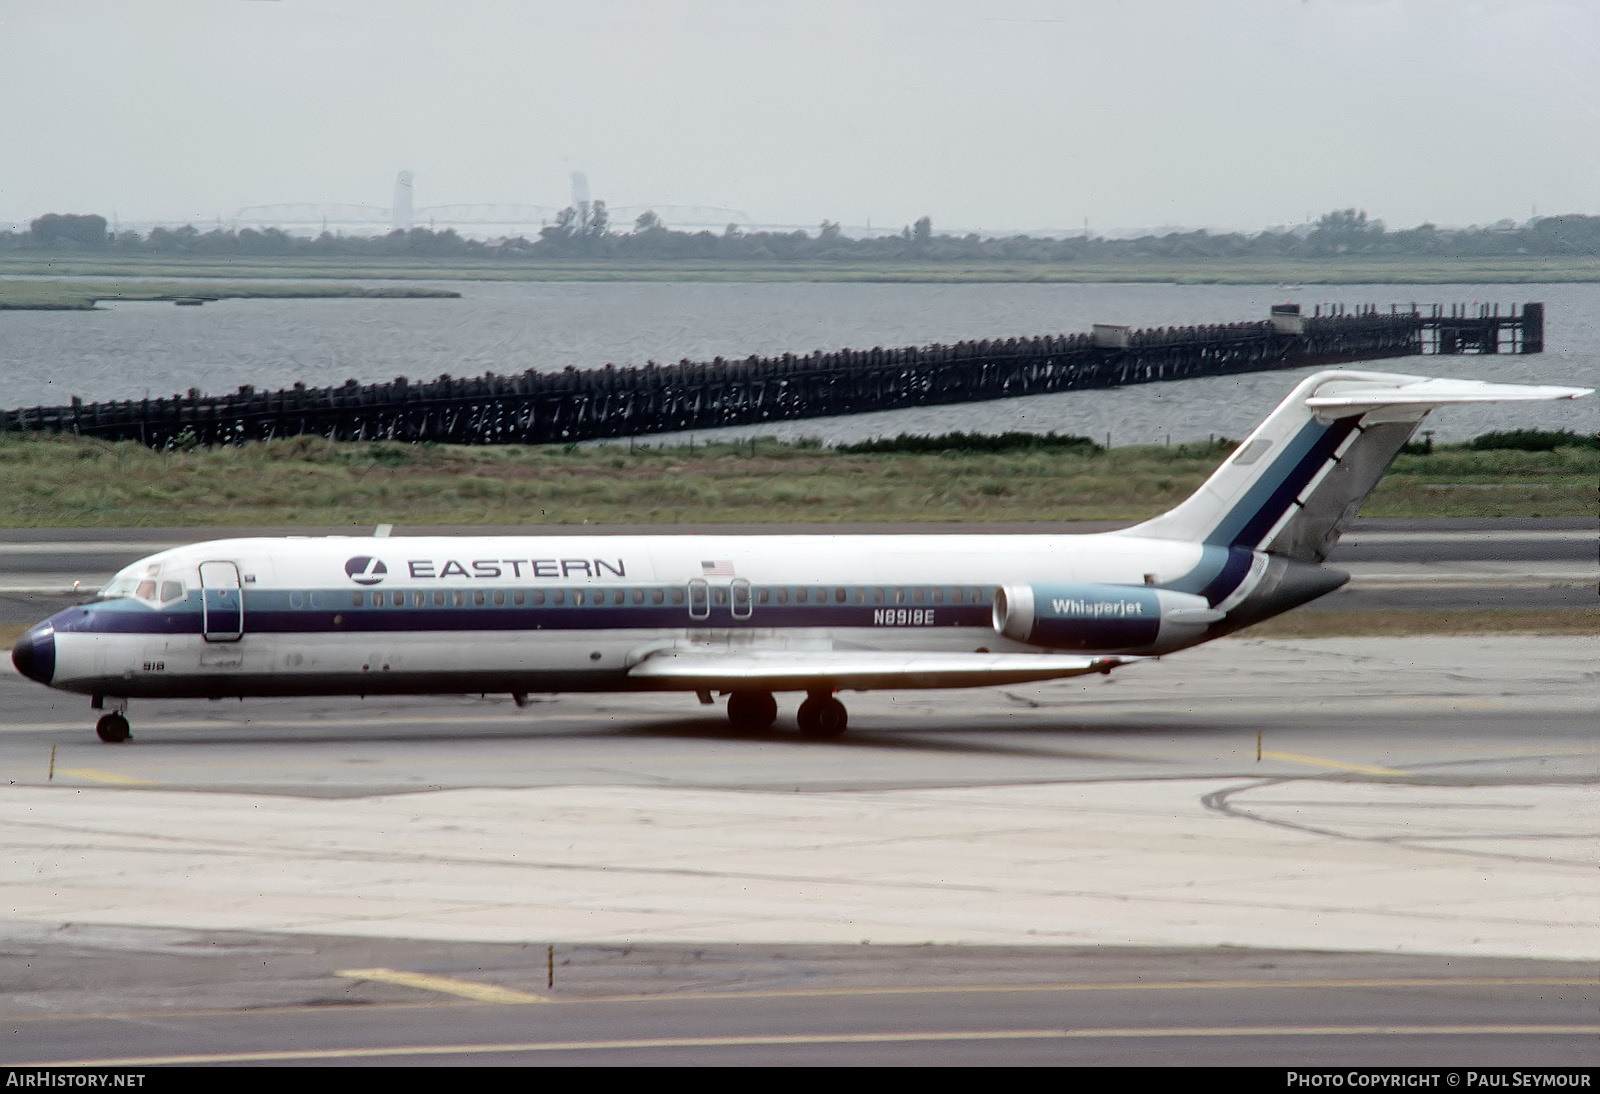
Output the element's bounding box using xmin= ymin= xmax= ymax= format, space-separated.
xmin=3 ymin=0 xmax=1596 ymax=234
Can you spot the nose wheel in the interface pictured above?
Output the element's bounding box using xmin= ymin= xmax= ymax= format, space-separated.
xmin=95 ymin=712 xmax=131 ymax=743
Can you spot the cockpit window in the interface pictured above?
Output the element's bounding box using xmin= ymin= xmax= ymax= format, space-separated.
xmin=96 ymin=575 xmax=141 ymax=601
xmin=98 ymin=561 xmax=174 ymax=606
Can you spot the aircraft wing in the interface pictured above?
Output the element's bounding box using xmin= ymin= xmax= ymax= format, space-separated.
xmin=627 ymin=646 xmax=1136 ymax=691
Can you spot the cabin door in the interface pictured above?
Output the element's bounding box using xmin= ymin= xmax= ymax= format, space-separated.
xmin=687 ymin=578 xmax=710 ymax=621
xmin=730 ymin=578 xmax=753 ymax=621
xmin=199 ymin=561 xmax=243 ymax=642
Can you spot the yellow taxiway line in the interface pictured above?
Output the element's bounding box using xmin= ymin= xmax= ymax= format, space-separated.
xmin=53 ymin=767 xmax=158 ymax=787
xmin=1259 ymin=750 xmax=1411 ymax=777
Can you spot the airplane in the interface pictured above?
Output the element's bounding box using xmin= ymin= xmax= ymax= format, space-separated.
xmin=10 ymin=368 xmax=1591 ymax=743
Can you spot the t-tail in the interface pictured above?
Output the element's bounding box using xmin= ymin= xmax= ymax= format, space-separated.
xmin=1126 ymin=369 xmax=1592 ymax=636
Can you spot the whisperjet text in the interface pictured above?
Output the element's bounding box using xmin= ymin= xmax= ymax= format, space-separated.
xmin=1051 ymin=597 xmax=1147 ymax=618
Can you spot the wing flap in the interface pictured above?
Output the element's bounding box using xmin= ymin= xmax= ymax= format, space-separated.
xmin=627 ymin=646 xmax=1133 ymax=691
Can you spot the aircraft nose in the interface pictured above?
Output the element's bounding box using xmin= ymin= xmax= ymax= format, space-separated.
xmin=11 ymin=624 xmax=55 ymax=685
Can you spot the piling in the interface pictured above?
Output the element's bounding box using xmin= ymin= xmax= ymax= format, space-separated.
xmin=1 ymin=302 xmax=1544 ymax=449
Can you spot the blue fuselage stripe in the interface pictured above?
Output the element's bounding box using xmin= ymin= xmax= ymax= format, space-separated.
xmin=1206 ymin=418 xmax=1357 ymax=550
xmin=48 ymin=595 xmax=994 ymax=637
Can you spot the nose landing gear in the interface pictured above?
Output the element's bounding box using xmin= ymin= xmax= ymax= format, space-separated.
xmin=95 ymin=712 xmax=131 ymax=743
xmin=92 ymin=696 xmax=131 ymax=743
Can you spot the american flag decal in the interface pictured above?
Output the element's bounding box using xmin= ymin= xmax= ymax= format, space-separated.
xmin=701 ymin=560 xmax=735 ymax=576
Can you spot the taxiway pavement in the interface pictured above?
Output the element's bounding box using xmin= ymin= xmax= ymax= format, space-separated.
xmin=2 ymin=534 xmax=1594 ymax=1065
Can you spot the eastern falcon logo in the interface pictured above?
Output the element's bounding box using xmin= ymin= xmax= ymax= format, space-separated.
xmin=344 ymin=557 xmax=388 ymax=585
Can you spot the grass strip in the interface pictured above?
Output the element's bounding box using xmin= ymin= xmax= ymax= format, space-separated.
xmin=0 ymin=278 xmax=458 ymax=310
xmin=0 ymin=433 xmax=1592 ymax=528
xmin=1237 ymin=608 xmax=1598 ymax=639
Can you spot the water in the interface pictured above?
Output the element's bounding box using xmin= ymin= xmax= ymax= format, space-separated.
xmin=2 ymin=280 xmax=1594 ymax=443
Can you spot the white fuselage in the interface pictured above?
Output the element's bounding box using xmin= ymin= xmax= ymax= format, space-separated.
xmin=32 ymin=530 xmax=1237 ymax=700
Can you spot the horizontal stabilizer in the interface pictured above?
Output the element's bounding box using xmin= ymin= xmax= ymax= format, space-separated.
xmin=628 ymin=646 xmax=1135 ymax=691
xmin=1305 ymin=376 xmax=1593 ymax=417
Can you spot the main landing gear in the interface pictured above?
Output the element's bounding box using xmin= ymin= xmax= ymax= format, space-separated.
xmin=726 ymin=690 xmax=779 ymax=733
xmin=797 ymin=693 xmax=848 ymax=739
xmin=724 ymin=690 xmax=848 ymax=738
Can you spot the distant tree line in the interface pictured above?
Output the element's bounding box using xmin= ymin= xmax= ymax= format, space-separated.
xmin=4 ymin=208 xmax=1597 ymax=261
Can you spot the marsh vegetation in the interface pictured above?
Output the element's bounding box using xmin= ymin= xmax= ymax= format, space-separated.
xmin=3 ymin=431 xmax=1590 ymax=528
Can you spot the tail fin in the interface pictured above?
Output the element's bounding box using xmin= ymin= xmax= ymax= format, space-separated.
xmin=1128 ymin=370 xmax=1592 ymax=562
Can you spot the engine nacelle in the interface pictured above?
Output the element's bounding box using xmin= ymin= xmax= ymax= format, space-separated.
xmin=992 ymin=583 xmax=1222 ymax=652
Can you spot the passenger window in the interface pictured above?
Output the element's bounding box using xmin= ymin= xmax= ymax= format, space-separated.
xmin=873 ymin=588 xmax=885 ymax=604
xmin=413 ymin=591 xmax=424 ymax=607
xmin=914 ymin=588 xmax=925 ymax=604
xmin=853 ymin=589 xmax=865 ymax=604
xmin=795 ymin=589 xmax=807 ymax=604
xmin=574 ymin=591 xmax=585 ymax=606
xmin=614 ymin=589 xmax=626 ymax=605
xmin=514 ymin=590 xmax=525 ymax=606
xmin=353 ymin=591 xmax=364 ymax=607
xmin=933 ymin=588 xmax=944 ymax=603
xmin=835 ymin=588 xmax=847 ymax=604
xmin=651 ymin=588 xmax=665 ymax=605
xmin=952 ymin=589 xmax=964 ymax=604
xmin=670 ymin=587 xmax=685 ymax=605
xmin=453 ymin=590 xmax=466 ymax=607
xmin=532 ymin=589 xmax=546 ymax=605
xmin=893 ymin=588 xmax=906 ymax=604
xmin=713 ymin=588 xmax=727 ymax=605
xmin=551 ymin=590 xmax=565 ymax=605
xmin=777 ymin=588 xmax=789 ymax=604
xmin=493 ymin=590 xmax=505 ymax=606
xmin=632 ymin=589 xmax=645 ymax=605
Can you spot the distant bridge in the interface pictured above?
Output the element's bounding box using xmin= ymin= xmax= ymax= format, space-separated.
xmin=230 ymin=203 xmax=757 ymax=237
xmin=3 ymin=303 xmax=1543 ymax=449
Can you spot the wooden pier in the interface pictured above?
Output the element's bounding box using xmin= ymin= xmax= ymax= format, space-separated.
xmin=2 ymin=301 xmax=1543 ymax=449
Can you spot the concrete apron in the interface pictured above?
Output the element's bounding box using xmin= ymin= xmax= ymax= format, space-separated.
xmin=2 ymin=636 xmax=1595 ymax=959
